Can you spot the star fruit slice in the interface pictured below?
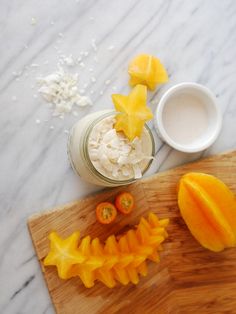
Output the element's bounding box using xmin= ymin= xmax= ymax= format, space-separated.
xmin=43 ymin=231 xmax=85 ymax=279
xmin=112 ymin=84 xmax=153 ymax=141
xmin=128 ymin=54 xmax=168 ymax=90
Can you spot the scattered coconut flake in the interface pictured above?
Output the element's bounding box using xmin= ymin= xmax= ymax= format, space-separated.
xmin=77 ymin=56 xmax=82 ymax=63
xmin=58 ymin=32 xmax=64 ymax=37
xmin=63 ymin=55 xmax=75 ymax=66
xmin=108 ymin=45 xmax=115 ymax=51
xmin=91 ymin=77 xmax=96 ymax=83
xmin=12 ymin=96 xmax=17 ymax=101
xmin=93 ymin=56 xmax=98 ymax=63
xmin=80 ymin=51 xmax=89 ymax=57
xmin=33 ymin=94 xmax=38 ymax=99
xmin=79 ymin=89 xmax=85 ymax=95
xmin=89 ymin=16 xmax=95 ymax=21
xmin=79 ymin=62 xmax=85 ymax=68
xmin=35 ymin=119 xmax=41 ymax=124
xmin=31 ymin=63 xmax=40 ymax=68
xmin=50 ymin=125 xmax=54 ymax=130
xmin=112 ymin=86 xmax=117 ymax=91
xmin=89 ymin=68 xmax=94 ymax=72
xmin=100 ymin=90 xmax=104 ymax=95
xmin=76 ymin=96 xmax=92 ymax=106
xmin=31 ymin=17 xmax=37 ymax=25
xmin=50 ymin=21 xmax=55 ymax=25
xmin=90 ymin=90 xmax=94 ymax=95
xmin=64 ymin=130 xmax=69 ymax=134
xmin=37 ymin=66 xmax=92 ymax=117
xmin=12 ymin=71 xmax=22 ymax=77
xmin=105 ymin=80 xmax=111 ymax=85
xmin=83 ymin=83 xmax=88 ymax=89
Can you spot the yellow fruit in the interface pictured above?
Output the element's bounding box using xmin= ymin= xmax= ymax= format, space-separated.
xmin=178 ymin=172 xmax=236 ymax=252
xmin=44 ymin=213 xmax=169 ymax=288
xmin=43 ymin=231 xmax=85 ymax=279
xmin=112 ymin=84 xmax=153 ymax=141
xmin=128 ymin=54 xmax=168 ymax=90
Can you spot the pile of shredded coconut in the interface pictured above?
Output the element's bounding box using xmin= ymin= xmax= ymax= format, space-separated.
xmin=37 ymin=66 xmax=92 ymax=117
xmin=88 ymin=116 xmax=152 ymax=180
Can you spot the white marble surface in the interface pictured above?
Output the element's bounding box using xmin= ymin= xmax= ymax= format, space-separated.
xmin=1 ymin=0 xmax=236 ymax=313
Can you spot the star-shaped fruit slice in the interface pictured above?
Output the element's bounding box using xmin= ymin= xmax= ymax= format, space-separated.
xmin=112 ymin=84 xmax=153 ymax=141
xmin=44 ymin=231 xmax=85 ymax=279
xmin=70 ymin=236 xmax=104 ymax=288
xmin=128 ymin=54 xmax=168 ymax=90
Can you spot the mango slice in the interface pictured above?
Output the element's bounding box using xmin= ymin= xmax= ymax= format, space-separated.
xmin=128 ymin=54 xmax=168 ymax=90
xmin=178 ymin=172 xmax=236 ymax=252
xmin=112 ymin=84 xmax=153 ymax=141
xmin=44 ymin=212 xmax=169 ymax=288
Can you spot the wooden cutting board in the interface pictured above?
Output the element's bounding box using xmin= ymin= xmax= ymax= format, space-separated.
xmin=28 ymin=150 xmax=236 ymax=314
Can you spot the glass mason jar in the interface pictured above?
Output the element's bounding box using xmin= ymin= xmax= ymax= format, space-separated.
xmin=68 ymin=110 xmax=155 ymax=187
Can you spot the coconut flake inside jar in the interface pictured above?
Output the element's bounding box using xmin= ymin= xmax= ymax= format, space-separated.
xmin=88 ymin=115 xmax=153 ymax=180
xmin=68 ymin=110 xmax=154 ymax=187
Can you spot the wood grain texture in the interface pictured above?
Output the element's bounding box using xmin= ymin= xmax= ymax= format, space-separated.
xmin=28 ymin=151 xmax=236 ymax=314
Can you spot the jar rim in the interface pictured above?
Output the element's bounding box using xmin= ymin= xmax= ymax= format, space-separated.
xmin=82 ymin=111 xmax=155 ymax=184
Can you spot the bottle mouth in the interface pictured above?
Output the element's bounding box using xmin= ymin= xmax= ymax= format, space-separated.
xmin=83 ymin=111 xmax=155 ymax=185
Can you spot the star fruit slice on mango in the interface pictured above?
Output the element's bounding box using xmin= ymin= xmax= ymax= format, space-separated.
xmin=112 ymin=84 xmax=153 ymax=141
xmin=128 ymin=54 xmax=168 ymax=90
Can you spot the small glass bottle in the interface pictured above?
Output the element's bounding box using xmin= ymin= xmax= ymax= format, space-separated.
xmin=68 ymin=110 xmax=155 ymax=187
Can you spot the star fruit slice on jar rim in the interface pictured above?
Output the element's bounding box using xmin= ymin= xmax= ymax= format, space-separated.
xmin=112 ymin=84 xmax=153 ymax=141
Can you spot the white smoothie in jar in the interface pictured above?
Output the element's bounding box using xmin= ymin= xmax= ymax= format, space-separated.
xmin=68 ymin=110 xmax=154 ymax=187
